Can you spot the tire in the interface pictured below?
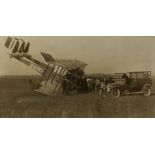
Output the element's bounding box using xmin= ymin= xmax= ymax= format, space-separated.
xmin=143 ymin=86 xmax=151 ymax=97
xmin=112 ymin=88 xmax=121 ymax=98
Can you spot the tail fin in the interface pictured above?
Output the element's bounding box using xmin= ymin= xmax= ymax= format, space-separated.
xmin=4 ymin=37 xmax=30 ymax=54
xmin=18 ymin=42 xmax=30 ymax=53
xmin=5 ymin=37 xmax=13 ymax=48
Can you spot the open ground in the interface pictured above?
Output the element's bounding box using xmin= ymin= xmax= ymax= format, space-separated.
xmin=0 ymin=76 xmax=155 ymax=118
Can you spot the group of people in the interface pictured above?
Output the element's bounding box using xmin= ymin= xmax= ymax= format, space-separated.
xmin=87 ymin=73 xmax=130 ymax=94
xmin=62 ymin=69 xmax=88 ymax=95
xmin=62 ymin=70 xmax=131 ymax=95
xmin=86 ymin=76 xmax=114 ymax=92
xmin=62 ymin=69 xmax=115 ymax=95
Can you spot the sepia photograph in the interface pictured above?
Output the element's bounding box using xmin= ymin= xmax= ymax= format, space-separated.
xmin=1 ymin=1 xmax=155 ymax=155
xmin=0 ymin=36 xmax=155 ymax=117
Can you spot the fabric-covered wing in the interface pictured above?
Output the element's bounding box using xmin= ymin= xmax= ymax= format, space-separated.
xmin=40 ymin=52 xmax=87 ymax=70
xmin=55 ymin=59 xmax=87 ymax=70
xmin=35 ymin=63 xmax=68 ymax=95
xmin=36 ymin=52 xmax=87 ymax=96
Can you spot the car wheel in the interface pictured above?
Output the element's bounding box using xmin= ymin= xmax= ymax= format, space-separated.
xmin=112 ymin=88 xmax=121 ymax=98
xmin=143 ymin=86 xmax=151 ymax=96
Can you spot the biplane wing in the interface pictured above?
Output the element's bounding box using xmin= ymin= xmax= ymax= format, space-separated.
xmin=36 ymin=56 xmax=87 ymax=95
xmin=4 ymin=37 xmax=87 ymax=96
xmin=36 ymin=63 xmax=68 ymax=95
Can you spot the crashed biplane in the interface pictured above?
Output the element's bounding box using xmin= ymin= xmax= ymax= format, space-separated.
xmin=4 ymin=37 xmax=87 ymax=96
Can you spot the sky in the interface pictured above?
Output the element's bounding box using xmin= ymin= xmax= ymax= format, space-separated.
xmin=0 ymin=36 xmax=155 ymax=75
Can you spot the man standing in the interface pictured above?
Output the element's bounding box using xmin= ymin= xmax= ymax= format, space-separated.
xmin=122 ymin=73 xmax=130 ymax=90
xmin=95 ymin=78 xmax=101 ymax=91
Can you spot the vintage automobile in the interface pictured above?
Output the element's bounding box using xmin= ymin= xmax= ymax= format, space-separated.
xmin=109 ymin=71 xmax=152 ymax=98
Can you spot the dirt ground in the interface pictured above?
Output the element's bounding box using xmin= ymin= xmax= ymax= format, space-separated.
xmin=0 ymin=76 xmax=155 ymax=118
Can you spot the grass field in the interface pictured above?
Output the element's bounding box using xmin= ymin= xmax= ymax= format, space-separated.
xmin=0 ymin=76 xmax=155 ymax=117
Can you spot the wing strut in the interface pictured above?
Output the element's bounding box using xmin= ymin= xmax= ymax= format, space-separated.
xmin=44 ymin=64 xmax=55 ymax=86
xmin=52 ymin=68 xmax=65 ymax=93
xmin=39 ymin=62 xmax=51 ymax=84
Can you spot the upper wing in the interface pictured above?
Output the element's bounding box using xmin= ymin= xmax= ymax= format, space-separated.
xmin=55 ymin=59 xmax=87 ymax=70
xmin=40 ymin=52 xmax=87 ymax=70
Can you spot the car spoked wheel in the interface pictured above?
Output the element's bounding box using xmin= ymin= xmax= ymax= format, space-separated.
xmin=143 ymin=86 xmax=151 ymax=96
xmin=112 ymin=88 xmax=121 ymax=98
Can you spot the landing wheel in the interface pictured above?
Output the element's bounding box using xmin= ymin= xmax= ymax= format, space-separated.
xmin=112 ymin=88 xmax=121 ymax=98
xmin=143 ymin=86 xmax=151 ymax=97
